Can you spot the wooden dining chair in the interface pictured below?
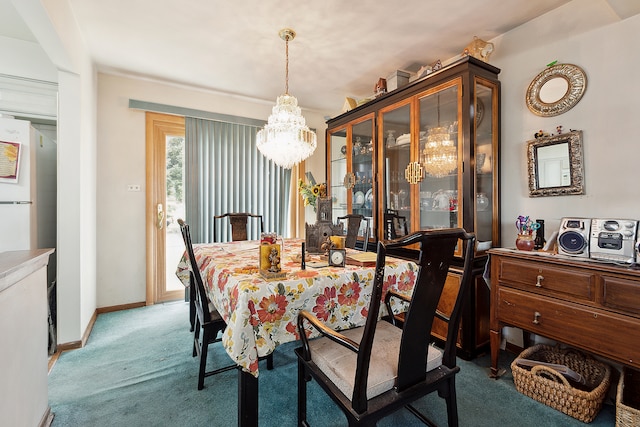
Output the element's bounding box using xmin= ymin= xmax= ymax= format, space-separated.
xmin=179 ymin=219 xmax=235 ymax=389
xmin=296 ymin=228 xmax=475 ymax=426
xmin=213 ymin=212 xmax=264 ymax=242
xmin=336 ymin=214 xmax=369 ymax=251
xmin=179 ymin=218 xmax=273 ymax=390
xmin=177 ymin=219 xmax=197 ymax=332
xmin=384 ymin=209 xmax=408 ymax=240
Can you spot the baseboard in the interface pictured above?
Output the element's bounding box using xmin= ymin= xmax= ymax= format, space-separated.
xmin=96 ymin=301 xmax=146 ymax=314
xmin=39 ymin=406 xmax=53 ymax=427
xmin=53 ymin=302 xmax=145 ymax=356
xmin=505 ymin=341 xmax=525 ymax=355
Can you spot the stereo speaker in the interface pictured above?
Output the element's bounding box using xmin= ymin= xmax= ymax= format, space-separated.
xmin=557 ymin=217 xmax=590 ymax=258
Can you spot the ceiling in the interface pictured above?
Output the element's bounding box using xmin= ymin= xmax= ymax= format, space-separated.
xmin=2 ymin=0 xmax=575 ymax=116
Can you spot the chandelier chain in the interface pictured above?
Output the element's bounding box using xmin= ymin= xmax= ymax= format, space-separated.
xmin=285 ymin=37 xmax=289 ymax=95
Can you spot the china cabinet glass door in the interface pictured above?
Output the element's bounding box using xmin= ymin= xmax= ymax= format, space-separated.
xmin=474 ymin=78 xmax=498 ymax=246
xmin=328 ymin=116 xmax=375 ymax=241
xmin=329 ymin=127 xmax=348 ymax=217
xmin=380 ymin=101 xmax=412 ymax=239
xmin=418 ymin=80 xmax=462 ymax=232
xmin=350 ymin=119 xmax=374 ymax=240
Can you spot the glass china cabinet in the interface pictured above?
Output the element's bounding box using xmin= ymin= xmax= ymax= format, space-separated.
xmin=327 ymin=114 xmax=375 ymax=245
xmin=326 ymin=56 xmax=500 ymax=358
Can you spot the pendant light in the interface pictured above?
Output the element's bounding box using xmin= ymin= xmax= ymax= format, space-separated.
xmin=256 ymin=28 xmax=317 ymax=169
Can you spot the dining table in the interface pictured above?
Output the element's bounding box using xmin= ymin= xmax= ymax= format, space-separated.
xmin=175 ymin=238 xmax=417 ymax=427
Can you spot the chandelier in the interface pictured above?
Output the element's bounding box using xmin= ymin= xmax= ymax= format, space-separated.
xmin=257 ymin=28 xmax=317 ymax=169
xmin=421 ymin=126 xmax=457 ymax=178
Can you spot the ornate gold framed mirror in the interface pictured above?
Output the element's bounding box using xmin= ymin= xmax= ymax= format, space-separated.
xmin=525 ymin=64 xmax=587 ymax=117
xmin=527 ymin=130 xmax=584 ymax=197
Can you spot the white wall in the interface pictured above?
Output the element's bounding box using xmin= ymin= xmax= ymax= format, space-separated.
xmin=96 ymin=73 xmax=327 ymax=307
xmin=0 ymin=35 xmax=57 ymax=81
xmin=491 ymin=0 xmax=640 ymax=246
xmin=12 ymin=0 xmax=98 ymax=344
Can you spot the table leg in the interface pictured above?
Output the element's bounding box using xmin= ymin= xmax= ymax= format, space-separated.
xmin=238 ymin=368 xmax=259 ymax=427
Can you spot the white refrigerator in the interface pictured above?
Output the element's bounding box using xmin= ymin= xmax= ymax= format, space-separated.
xmin=0 ymin=116 xmax=57 ymax=267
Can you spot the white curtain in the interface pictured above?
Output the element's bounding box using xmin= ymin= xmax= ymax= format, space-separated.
xmin=185 ymin=117 xmax=292 ymax=242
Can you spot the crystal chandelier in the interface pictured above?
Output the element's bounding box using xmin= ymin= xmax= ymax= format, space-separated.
xmin=421 ymin=126 xmax=457 ymax=178
xmin=257 ymin=28 xmax=317 ymax=169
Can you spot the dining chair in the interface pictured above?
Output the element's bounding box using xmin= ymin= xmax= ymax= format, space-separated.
xmin=296 ymin=228 xmax=476 ymax=426
xmin=179 ymin=219 xmax=235 ymax=389
xmin=179 ymin=218 xmax=274 ymax=390
xmin=213 ymin=212 xmax=264 ymax=242
xmin=384 ymin=209 xmax=408 ymax=240
xmin=336 ymin=214 xmax=369 ymax=251
xmin=177 ymin=218 xmax=197 ymax=332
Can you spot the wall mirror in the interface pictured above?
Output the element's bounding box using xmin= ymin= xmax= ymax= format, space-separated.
xmin=527 ymin=130 xmax=584 ymax=197
xmin=526 ymin=64 xmax=587 ymax=117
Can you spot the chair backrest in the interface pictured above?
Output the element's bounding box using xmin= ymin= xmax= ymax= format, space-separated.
xmin=351 ymin=228 xmax=475 ymax=411
xmin=178 ymin=218 xmax=212 ymax=324
xmin=213 ymin=212 xmax=264 ymax=242
xmin=336 ymin=214 xmax=369 ymax=250
xmin=383 ymin=209 xmax=408 ymax=239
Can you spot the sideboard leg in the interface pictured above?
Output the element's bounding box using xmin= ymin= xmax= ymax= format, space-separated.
xmin=490 ymin=329 xmax=502 ymax=378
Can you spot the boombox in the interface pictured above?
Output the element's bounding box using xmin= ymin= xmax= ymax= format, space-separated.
xmin=557 ymin=217 xmax=638 ymax=264
xmin=589 ymin=218 xmax=638 ymax=264
xmin=557 ymin=218 xmax=590 ymax=258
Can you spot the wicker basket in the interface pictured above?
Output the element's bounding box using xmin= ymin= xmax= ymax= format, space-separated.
xmin=616 ymin=367 xmax=640 ymax=427
xmin=511 ymin=344 xmax=612 ymax=423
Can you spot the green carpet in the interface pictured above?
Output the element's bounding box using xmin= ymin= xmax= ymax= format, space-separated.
xmin=48 ymin=302 xmax=616 ymax=426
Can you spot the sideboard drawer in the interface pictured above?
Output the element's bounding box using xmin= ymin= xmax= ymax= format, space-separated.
xmin=601 ymin=275 xmax=640 ymax=316
xmin=496 ymin=287 xmax=640 ymax=368
xmin=497 ymin=257 xmax=595 ymax=300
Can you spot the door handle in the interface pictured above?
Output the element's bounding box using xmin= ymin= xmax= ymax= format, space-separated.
xmin=157 ymin=203 xmax=164 ymax=229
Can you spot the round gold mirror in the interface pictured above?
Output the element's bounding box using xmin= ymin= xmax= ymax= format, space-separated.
xmin=525 ymin=63 xmax=587 ymax=117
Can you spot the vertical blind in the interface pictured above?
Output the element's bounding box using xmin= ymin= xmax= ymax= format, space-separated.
xmin=184 ymin=117 xmax=291 ymax=242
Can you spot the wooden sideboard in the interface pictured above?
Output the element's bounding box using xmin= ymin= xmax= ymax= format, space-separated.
xmin=489 ymin=248 xmax=640 ymax=377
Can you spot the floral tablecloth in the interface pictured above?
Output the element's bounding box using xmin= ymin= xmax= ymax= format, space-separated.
xmin=176 ymin=239 xmax=417 ymax=377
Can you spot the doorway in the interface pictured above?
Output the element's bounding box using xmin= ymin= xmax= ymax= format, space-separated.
xmin=145 ymin=112 xmax=185 ymax=303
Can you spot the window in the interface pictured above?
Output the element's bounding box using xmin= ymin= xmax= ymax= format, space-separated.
xmin=184 ymin=117 xmax=291 ymax=242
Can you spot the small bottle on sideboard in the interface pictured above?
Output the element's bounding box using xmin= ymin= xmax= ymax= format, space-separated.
xmin=534 ymin=219 xmax=546 ymax=250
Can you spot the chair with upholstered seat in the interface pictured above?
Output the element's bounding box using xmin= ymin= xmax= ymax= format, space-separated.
xmin=213 ymin=212 xmax=264 ymax=242
xmin=336 ymin=214 xmax=370 ymax=251
xmin=296 ymin=228 xmax=475 ymax=426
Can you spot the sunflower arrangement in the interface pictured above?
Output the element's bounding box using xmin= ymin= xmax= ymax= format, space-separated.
xmin=298 ymin=179 xmax=327 ymax=211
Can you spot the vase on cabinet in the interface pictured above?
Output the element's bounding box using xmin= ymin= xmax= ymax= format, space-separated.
xmin=515 ymin=234 xmax=535 ymax=251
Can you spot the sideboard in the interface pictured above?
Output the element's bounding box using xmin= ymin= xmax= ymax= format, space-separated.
xmin=489 ymin=248 xmax=640 ymax=377
xmin=0 ymin=249 xmax=54 ymax=427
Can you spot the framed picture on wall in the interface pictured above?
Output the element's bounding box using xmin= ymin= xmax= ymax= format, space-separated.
xmin=0 ymin=141 xmax=21 ymax=183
